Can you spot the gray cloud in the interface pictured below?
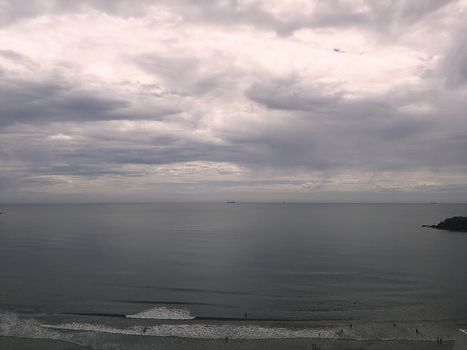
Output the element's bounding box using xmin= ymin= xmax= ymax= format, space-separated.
xmin=0 ymin=78 xmax=126 ymax=125
xmin=242 ymin=77 xmax=467 ymax=172
xmin=0 ymin=74 xmax=178 ymax=126
xmin=135 ymin=52 xmax=239 ymax=97
xmin=154 ymin=0 xmax=456 ymax=37
xmin=3 ymin=76 xmax=463 ymax=190
xmin=442 ymin=24 xmax=467 ymax=87
xmin=0 ymin=49 xmax=39 ymax=69
xmin=246 ymin=79 xmax=342 ymax=112
xmin=0 ymin=0 xmax=155 ymax=26
xmin=0 ymin=0 xmax=455 ymax=36
xmin=1 ymin=0 xmax=467 ymax=202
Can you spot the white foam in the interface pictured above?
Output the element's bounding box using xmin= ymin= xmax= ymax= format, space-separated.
xmin=2 ymin=312 xmax=456 ymax=343
xmin=0 ymin=312 xmax=68 ymax=341
xmin=43 ymin=322 xmax=336 ymax=339
xmin=41 ymin=320 xmax=457 ymax=341
xmin=126 ymin=307 xmax=195 ymax=320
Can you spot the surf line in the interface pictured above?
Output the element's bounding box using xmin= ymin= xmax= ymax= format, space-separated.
xmin=62 ymin=312 xmax=344 ymax=322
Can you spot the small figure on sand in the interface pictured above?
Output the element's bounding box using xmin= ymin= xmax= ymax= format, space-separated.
xmin=142 ymin=326 xmax=147 ymax=334
xmin=416 ymin=328 xmax=419 ymax=335
xmin=393 ymin=322 xmax=396 ymax=328
xmin=244 ymin=312 xmax=248 ymax=319
xmin=225 ymin=336 xmax=228 ymax=343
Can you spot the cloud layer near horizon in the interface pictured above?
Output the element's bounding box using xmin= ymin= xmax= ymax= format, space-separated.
xmin=1 ymin=0 xmax=467 ymax=202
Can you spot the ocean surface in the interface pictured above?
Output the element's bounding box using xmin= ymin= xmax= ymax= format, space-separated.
xmin=0 ymin=203 xmax=466 ymax=349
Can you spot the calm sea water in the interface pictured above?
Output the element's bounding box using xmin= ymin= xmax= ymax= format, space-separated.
xmin=0 ymin=203 xmax=466 ymax=348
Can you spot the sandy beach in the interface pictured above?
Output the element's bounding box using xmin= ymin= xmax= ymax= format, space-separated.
xmin=0 ymin=335 xmax=455 ymax=350
xmin=0 ymin=336 xmax=93 ymax=349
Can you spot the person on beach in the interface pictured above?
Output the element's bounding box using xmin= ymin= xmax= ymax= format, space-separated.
xmin=142 ymin=326 xmax=147 ymax=334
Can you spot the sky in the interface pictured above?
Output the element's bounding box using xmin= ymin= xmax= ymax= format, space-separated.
xmin=1 ymin=0 xmax=467 ymax=203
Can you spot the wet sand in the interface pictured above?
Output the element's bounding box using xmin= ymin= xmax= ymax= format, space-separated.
xmin=0 ymin=335 xmax=454 ymax=350
xmin=0 ymin=336 xmax=93 ymax=349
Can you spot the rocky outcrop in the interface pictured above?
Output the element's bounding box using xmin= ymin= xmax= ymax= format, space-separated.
xmin=423 ymin=216 xmax=467 ymax=232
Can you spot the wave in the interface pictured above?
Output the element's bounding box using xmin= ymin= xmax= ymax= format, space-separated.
xmin=0 ymin=313 xmax=69 ymax=341
xmin=0 ymin=312 xmax=336 ymax=340
xmin=0 ymin=312 xmax=457 ymax=343
xmin=126 ymin=307 xmax=195 ymax=320
xmin=39 ymin=321 xmax=458 ymax=342
xmin=61 ymin=312 xmax=343 ymax=322
xmin=42 ymin=322 xmax=335 ymax=339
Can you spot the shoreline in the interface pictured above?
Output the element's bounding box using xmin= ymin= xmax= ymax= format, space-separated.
xmin=0 ymin=335 xmax=455 ymax=350
xmin=0 ymin=336 xmax=93 ymax=350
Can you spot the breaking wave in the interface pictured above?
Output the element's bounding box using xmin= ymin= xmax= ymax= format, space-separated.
xmin=126 ymin=307 xmax=195 ymax=320
xmin=42 ymin=322 xmax=334 ymax=339
xmin=0 ymin=312 xmax=457 ymax=344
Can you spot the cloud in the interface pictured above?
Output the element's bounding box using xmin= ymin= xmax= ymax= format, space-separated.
xmin=246 ymin=78 xmax=342 ymax=112
xmin=157 ymin=0 xmax=457 ymax=37
xmin=0 ymin=67 xmax=179 ymax=126
xmin=442 ymin=22 xmax=467 ymax=87
xmin=0 ymin=0 xmax=155 ymax=26
xmin=0 ymin=82 xmax=128 ymax=126
xmin=0 ymin=0 xmax=456 ymax=36
xmin=1 ymin=0 xmax=467 ymax=201
xmin=0 ymin=80 xmax=128 ymax=125
xmin=136 ymin=53 xmax=232 ymax=96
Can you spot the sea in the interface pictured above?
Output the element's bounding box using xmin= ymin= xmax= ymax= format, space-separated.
xmin=0 ymin=203 xmax=466 ymax=349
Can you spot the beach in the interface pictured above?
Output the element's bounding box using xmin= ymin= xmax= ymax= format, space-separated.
xmin=0 ymin=335 xmax=455 ymax=350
